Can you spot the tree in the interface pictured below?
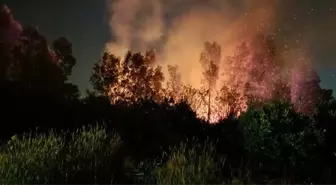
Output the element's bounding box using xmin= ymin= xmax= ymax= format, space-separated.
xmin=241 ymin=101 xmax=324 ymax=171
xmin=220 ymin=35 xmax=291 ymax=113
xmin=314 ymin=89 xmax=336 ymax=169
xmin=247 ymin=34 xmax=280 ymax=100
xmin=199 ymin=41 xmax=221 ymax=122
xmin=91 ymin=50 xmax=164 ymax=104
xmin=166 ymin=65 xmax=182 ymax=102
xmin=0 ymin=4 xmax=22 ymax=79
xmin=218 ymin=83 xmax=243 ymax=116
xmin=290 ymin=61 xmax=321 ymax=115
xmin=52 ymin=37 xmax=76 ymax=80
xmin=8 ymin=26 xmax=65 ymax=91
xmin=0 ymin=5 xmax=79 ymax=98
xmin=220 ymin=42 xmax=250 ymax=116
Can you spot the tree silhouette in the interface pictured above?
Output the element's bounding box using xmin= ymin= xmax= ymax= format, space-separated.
xmin=8 ymin=26 xmax=65 ymax=92
xmin=0 ymin=5 xmax=81 ymax=140
xmin=220 ymin=42 xmax=251 ymax=116
xmin=199 ymin=41 xmax=221 ymax=122
xmin=166 ymin=65 xmax=182 ymax=102
xmin=0 ymin=4 xmax=21 ymax=79
xmin=0 ymin=5 xmax=74 ymax=94
xmin=91 ymin=50 xmax=164 ymax=104
xmin=52 ymin=37 xmax=76 ymax=80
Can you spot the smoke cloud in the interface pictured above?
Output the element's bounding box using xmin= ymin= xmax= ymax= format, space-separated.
xmin=105 ymin=0 xmax=165 ymax=58
xmin=105 ymin=0 xmax=334 ymax=85
xmin=105 ymin=0 xmax=282 ymax=85
xmin=105 ymin=0 xmax=335 ymax=118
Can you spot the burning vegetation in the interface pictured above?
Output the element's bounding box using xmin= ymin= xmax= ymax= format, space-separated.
xmin=91 ymin=34 xmax=320 ymax=123
xmin=96 ymin=0 xmax=323 ymax=123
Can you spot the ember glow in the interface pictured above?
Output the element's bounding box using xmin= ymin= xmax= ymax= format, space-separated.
xmin=105 ymin=0 xmax=321 ymax=123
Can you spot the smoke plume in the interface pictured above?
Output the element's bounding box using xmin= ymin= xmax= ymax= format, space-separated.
xmin=104 ymin=0 xmax=326 ymax=84
xmin=105 ymin=0 xmax=333 ymax=120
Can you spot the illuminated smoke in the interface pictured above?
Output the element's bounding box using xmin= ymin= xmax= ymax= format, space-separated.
xmin=105 ymin=0 xmax=165 ymax=57
xmin=105 ymin=0 xmax=321 ymax=122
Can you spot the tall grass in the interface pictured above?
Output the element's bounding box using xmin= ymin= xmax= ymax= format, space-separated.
xmin=0 ymin=125 xmax=122 ymax=184
xmin=65 ymin=124 xmax=122 ymax=183
xmin=150 ymin=138 xmax=224 ymax=185
xmin=0 ymin=131 xmax=64 ymax=184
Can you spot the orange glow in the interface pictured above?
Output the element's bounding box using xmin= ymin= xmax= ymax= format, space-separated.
xmin=104 ymin=0 xmax=318 ymax=122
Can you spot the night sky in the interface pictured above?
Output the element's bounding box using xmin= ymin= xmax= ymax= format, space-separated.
xmin=2 ymin=0 xmax=336 ymax=93
xmin=3 ymin=0 xmax=110 ymax=92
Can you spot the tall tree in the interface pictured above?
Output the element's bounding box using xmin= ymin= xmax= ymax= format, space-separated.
xmin=247 ymin=34 xmax=278 ymax=100
xmin=0 ymin=4 xmax=22 ymax=79
xmin=8 ymin=26 xmax=65 ymax=91
xmin=166 ymin=65 xmax=182 ymax=102
xmin=199 ymin=41 xmax=221 ymax=122
xmin=290 ymin=61 xmax=321 ymax=115
xmin=241 ymin=34 xmax=291 ymax=102
xmin=91 ymin=50 xmax=164 ymax=104
xmin=0 ymin=4 xmax=79 ymax=100
xmin=219 ymin=42 xmax=251 ymax=116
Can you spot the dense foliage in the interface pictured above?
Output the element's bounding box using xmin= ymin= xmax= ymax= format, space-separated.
xmin=2 ymin=3 xmax=336 ymax=184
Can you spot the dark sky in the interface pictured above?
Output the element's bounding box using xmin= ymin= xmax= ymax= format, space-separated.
xmin=2 ymin=0 xmax=336 ymax=93
xmin=2 ymin=0 xmax=110 ymax=92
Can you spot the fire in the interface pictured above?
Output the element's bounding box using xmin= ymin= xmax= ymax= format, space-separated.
xmin=104 ymin=0 xmax=321 ymax=122
xmin=163 ymin=36 xmax=318 ymax=123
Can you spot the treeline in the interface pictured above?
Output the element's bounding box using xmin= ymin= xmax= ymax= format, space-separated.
xmin=1 ymin=4 xmax=336 ymax=184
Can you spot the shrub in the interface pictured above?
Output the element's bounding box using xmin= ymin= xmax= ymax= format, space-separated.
xmin=153 ymin=139 xmax=223 ymax=185
xmin=241 ymin=101 xmax=324 ymax=166
xmin=134 ymin=158 xmax=161 ymax=184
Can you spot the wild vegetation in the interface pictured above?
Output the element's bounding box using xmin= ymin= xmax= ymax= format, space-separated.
xmin=1 ymin=4 xmax=336 ymax=184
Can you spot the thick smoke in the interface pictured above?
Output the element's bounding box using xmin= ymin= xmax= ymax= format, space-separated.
xmin=104 ymin=0 xmax=322 ymax=84
xmin=105 ymin=0 xmax=280 ymax=87
xmin=105 ymin=0 xmax=165 ymax=58
xmin=105 ymin=0 xmax=330 ymax=119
